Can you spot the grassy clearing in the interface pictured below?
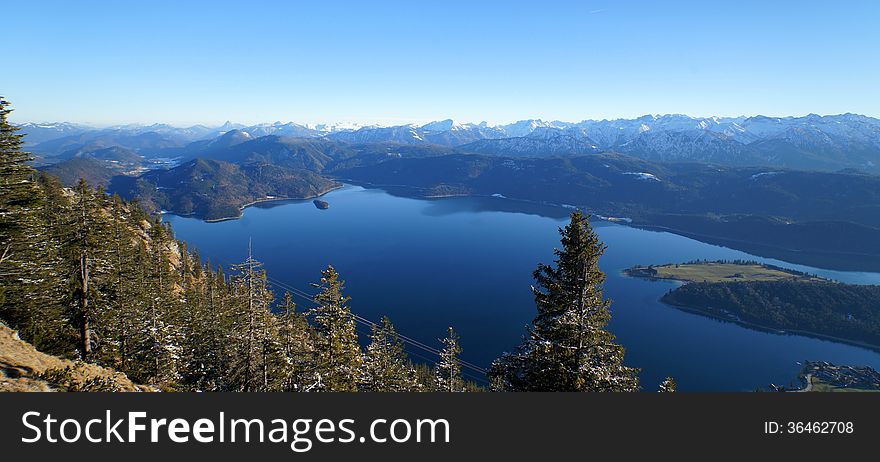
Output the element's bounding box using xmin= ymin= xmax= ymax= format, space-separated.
xmin=626 ymin=261 xmax=826 ymax=284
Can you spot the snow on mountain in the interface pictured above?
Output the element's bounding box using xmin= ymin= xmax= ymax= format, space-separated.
xmin=18 ymin=113 xmax=880 ymax=172
xmin=461 ymin=131 xmax=600 ymax=157
xmin=622 ymin=172 xmax=661 ymax=182
xmin=499 ymin=119 xmax=570 ymax=138
xmin=16 ymin=122 xmax=90 ymax=145
xmin=310 ymin=122 xmax=364 ymax=133
xmin=420 ymin=119 xmax=459 ymax=132
xmin=616 ymin=129 xmax=755 ymax=165
xmin=328 ymin=124 xmax=426 ymax=144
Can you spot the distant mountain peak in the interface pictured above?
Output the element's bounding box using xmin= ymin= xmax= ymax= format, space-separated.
xmin=420 ymin=119 xmax=458 ymax=132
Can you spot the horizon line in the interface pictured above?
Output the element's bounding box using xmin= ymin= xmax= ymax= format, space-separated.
xmin=11 ymin=111 xmax=879 ymax=130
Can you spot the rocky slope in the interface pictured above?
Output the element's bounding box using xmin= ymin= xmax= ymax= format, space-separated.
xmin=0 ymin=322 xmax=145 ymax=392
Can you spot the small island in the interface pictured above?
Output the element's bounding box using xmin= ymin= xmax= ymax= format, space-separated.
xmin=625 ymin=260 xmax=880 ymax=350
xmin=313 ymin=199 xmax=330 ymax=210
xmin=624 ymin=260 xmax=825 ymax=284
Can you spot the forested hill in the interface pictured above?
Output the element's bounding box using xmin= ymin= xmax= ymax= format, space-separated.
xmin=111 ymin=158 xmax=340 ymax=220
xmin=662 ymin=280 xmax=880 ymax=349
xmin=102 ymin=140 xmax=454 ymax=220
xmin=625 ymin=261 xmax=880 ymax=349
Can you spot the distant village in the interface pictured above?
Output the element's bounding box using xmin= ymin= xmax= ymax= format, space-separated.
xmin=796 ymin=361 xmax=880 ymax=392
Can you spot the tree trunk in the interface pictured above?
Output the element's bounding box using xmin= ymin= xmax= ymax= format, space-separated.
xmin=79 ymin=252 xmax=91 ymax=359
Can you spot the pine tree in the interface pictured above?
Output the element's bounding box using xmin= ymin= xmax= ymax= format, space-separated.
xmin=310 ymin=265 xmax=362 ymax=391
xmin=96 ymin=193 xmax=140 ymax=368
xmin=131 ymin=219 xmax=184 ymax=386
xmin=62 ymin=179 xmax=115 ymax=360
xmin=412 ymin=362 xmax=437 ymax=392
xmin=362 ymin=316 xmax=416 ymax=391
xmin=178 ymin=248 xmax=225 ymax=391
xmin=659 ymin=377 xmax=676 ymax=392
xmin=490 ymin=211 xmax=639 ymax=392
xmin=0 ymin=98 xmax=54 ymax=347
xmin=0 ymin=97 xmax=42 ymax=267
xmin=277 ymin=291 xmax=317 ymax=391
xmin=1 ymin=173 xmax=71 ymax=354
xmin=435 ymin=327 xmax=464 ymax=392
xmin=227 ymin=244 xmax=279 ymax=391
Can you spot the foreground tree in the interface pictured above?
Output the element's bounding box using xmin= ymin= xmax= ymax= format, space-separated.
xmin=64 ymin=179 xmax=114 ymax=360
xmin=436 ymin=327 xmax=464 ymax=392
xmin=277 ymin=291 xmax=318 ymax=391
xmin=659 ymin=377 xmax=677 ymax=392
xmin=310 ymin=265 xmax=362 ymax=391
xmin=361 ymin=316 xmax=416 ymax=391
xmin=226 ymin=245 xmax=283 ymax=391
xmin=0 ymin=97 xmax=50 ymax=339
xmin=0 ymin=97 xmax=42 ymax=265
xmin=490 ymin=211 xmax=639 ymax=391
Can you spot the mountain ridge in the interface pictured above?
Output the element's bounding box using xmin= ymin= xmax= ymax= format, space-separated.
xmin=21 ymin=113 xmax=880 ymax=173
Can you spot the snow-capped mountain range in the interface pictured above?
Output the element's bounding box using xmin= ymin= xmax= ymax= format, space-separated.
xmin=18 ymin=113 xmax=880 ymax=172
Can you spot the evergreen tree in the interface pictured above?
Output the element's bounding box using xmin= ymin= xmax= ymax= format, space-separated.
xmin=310 ymin=265 xmax=362 ymax=391
xmin=96 ymin=193 xmax=139 ymax=368
xmin=2 ymin=173 xmax=70 ymax=354
xmin=178 ymin=248 xmax=226 ymax=391
xmin=412 ymin=362 xmax=437 ymax=392
xmin=0 ymin=97 xmax=42 ymax=268
xmin=0 ymin=98 xmax=53 ymax=345
xmin=277 ymin=291 xmax=317 ymax=391
xmin=490 ymin=211 xmax=639 ymax=392
xmin=435 ymin=327 xmax=464 ymax=392
xmin=659 ymin=377 xmax=676 ymax=392
xmin=362 ymin=316 xmax=416 ymax=391
xmin=227 ymin=245 xmax=280 ymax=391
xmin=62 ymin=179 xmax=115 ymax=360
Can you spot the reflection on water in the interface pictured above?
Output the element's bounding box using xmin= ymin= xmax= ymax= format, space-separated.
xmin=165 ymin=185 xmax=880 ymax=391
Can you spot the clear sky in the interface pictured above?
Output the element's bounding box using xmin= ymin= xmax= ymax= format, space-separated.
xmin=4 ymin=0 xmax=879 ymax=126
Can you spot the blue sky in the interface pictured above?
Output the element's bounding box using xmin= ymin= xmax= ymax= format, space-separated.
xmin=4 ymin=0 xmax=879 ymax=126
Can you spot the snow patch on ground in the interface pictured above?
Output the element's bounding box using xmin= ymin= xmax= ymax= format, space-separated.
xmin=750 ymin=171 xmax=783 ymax=180
xmin=623 ymin=172 xmax=661 ymax=181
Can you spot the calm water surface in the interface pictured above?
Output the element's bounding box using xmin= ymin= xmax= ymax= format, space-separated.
xmin=165 ymin=185 xmax=880 ymax=391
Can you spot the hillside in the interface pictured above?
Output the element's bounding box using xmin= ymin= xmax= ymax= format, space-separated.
xmin=61 ymin=145 xmax=144 ymax=165
xmin=1 ymin=322 xmax=143 ymax=392
xmin=625 ymin=262 xmax=880 ymax=349
xmin=40 ymin=157 xmax=122 ymax=187
xmin=111 ymin=158 xmax=340 ymax=220
xmin=661 ymin=280 xmax=880 ymax=349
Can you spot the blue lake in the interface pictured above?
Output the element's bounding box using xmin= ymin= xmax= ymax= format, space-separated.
xmin=165 ymin=185 xmax=880 ymax=391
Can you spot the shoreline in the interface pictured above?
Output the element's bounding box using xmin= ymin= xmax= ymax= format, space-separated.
xmin=196 ymin=184 xmax=345 ymax=223
xmin=658 ymin=296 xmax=880 ymax=353
xmin=336 ymin=178 xmax=880 ymax=273
xmin=332 ymin=178 xmax=587 ymax=212
xmin=170 ymin=178 xmax=880 ymax=275
xmin=621 ymin=269 xmax=880 ymax=352
xmin=632 ymin=223 xmax=880 ymax=261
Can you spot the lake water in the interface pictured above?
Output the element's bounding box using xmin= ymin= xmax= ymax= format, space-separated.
xmin=164 ymin=185 xmax=880 ymax=391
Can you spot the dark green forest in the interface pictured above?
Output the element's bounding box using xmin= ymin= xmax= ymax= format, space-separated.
xmin=0 ymin=98 xmax=644 ymax=392
xmin=663 ymin=281 xmax=880 ymax=348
